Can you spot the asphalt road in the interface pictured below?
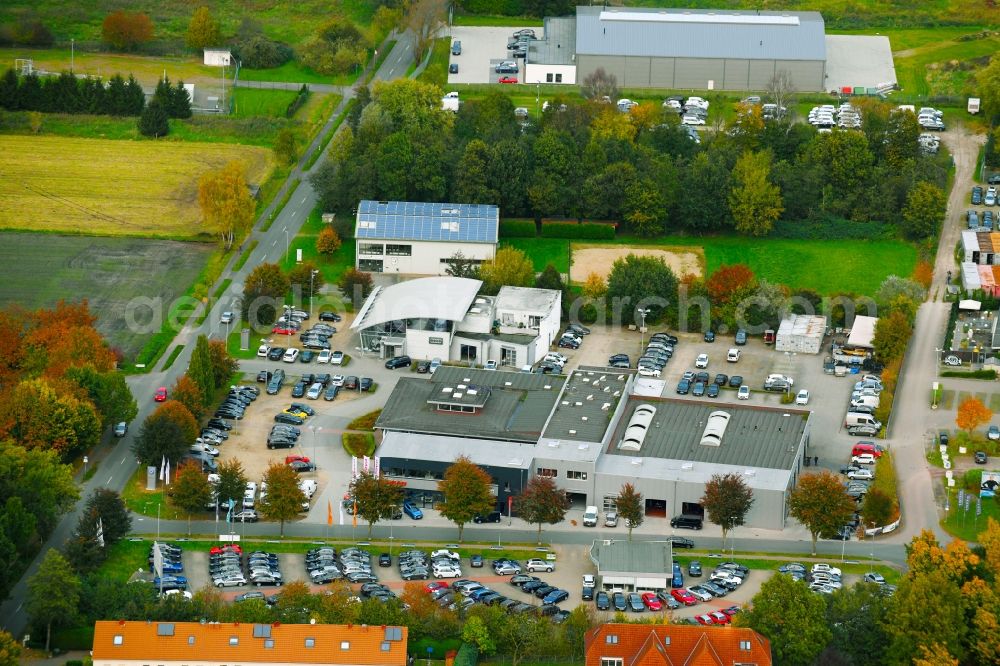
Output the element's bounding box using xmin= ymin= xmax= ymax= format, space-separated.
xmin=0 ymin=32 xmax=416 ymax=636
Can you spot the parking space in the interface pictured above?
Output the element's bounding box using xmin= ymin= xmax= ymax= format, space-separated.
xmin=446 ymin=26 xmax=538 ymax=85
xmin=184 ymin=550 xmax=210 ymax=592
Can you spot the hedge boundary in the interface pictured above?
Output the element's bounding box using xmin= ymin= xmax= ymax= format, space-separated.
xmin=541 ymin=220 xmax=616 ymax=239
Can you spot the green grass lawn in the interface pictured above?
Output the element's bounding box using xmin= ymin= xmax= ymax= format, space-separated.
xmin=504 ymin=233 xmax=916 ymax=296
xmin=942 ymin=493 xmax=999 ymax=542
xmin=280 ymin=207 xmax=357 ymax=289
xmin=452 ymin=14 xmax=544 ymax=27
xmin=417 ymin=38 xmax=452 ymax=88
xmin=232 ymin=87 xmax=299 ymax=118
xmin=240 ymin=60 xmax=357 ymax=86
xmin=891 ymin=33 xmax=1000 ymax=98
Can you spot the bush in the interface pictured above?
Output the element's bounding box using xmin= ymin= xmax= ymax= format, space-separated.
xmin=342 ymin=432 xmax=375 ymax=457
xmin=102 ymin=10 xmax=154 ymax=51
xmin=285 ymin=84 xmax=311 ymax=118
xmin=459 ymin=0 xmax=526 ymax=16
xmin=943 ymin=301 xmax=960 ymax=350
xmin=454 ymin=643 xmax=479 ymax=666
xmin=347 ymin=409 xmax=381 ymax=430
xmin=499 ymin=219 xmax=536 ymax=238
xmin=0 ymin=19 xmax=55 ymax=47
xmin=541 ymin=220 xmax=616 ymax=239
xmin=941 ymin=369 xmax=997 ymax=380
xmin=233 ymin=34 xmax=294 ymax=69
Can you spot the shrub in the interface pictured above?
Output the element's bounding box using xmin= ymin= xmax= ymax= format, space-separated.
xmin=102 ymin=10 xmax=154 ymax=51
xmin=941 ymin=369 xmax=997 ymax=380
xmin=0 ymin=19 xmax=55 ymax=47
xmin=347 ymin=409 xmax=381 ymax=430
xmin=285 ymin=85 xmax=311 ymax=118
xmin=541 ymin=220 xmax=616 ymax=239
xmin=342 ymin=432 xmax=375 ymax=457
xmin=233 ymin=34 xmax=294 ymax=69
xmin=454 ymin=643 xmax=478 ymax=666
xmin=499 ymin=219 xmax=536 ymax=238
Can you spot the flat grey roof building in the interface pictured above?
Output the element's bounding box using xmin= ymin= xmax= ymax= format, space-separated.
xmin=355 ymin=200 xmax=499 ymax=244
xmin=529 ymin=16 xmax=577 ymax=66
xmin=541 ymin=367 xmax=633 ymax=443
xmin=590 ymin=540 xmax=674 ymax=590
xmin=575 ymin=7 xmax=825 ymax=61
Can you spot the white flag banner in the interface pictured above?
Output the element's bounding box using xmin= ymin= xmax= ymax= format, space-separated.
xmin=165 ymin=459 xmax=171 ymax=486
xmin=373 ymin=456 xmax=380 ymax=479
xmin=363 ymin=456 xmax=370 ymax=474
xmin=96 ymin=517 xmax=105 ymax=548
xmin=159 ymin=456 xmax=165 ymax=481
xmin=351 ymin=456 xmax=358 ymax=479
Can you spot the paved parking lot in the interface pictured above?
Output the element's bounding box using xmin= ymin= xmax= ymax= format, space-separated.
xmin=447 ymin=26 xmax=536 ymax=85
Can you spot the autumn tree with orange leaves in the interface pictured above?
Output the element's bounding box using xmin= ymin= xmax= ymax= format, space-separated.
xmin=956 ymin=396 xmax=991 ymax=433
xmin=706 ymin=264 xmax=757 ymax=304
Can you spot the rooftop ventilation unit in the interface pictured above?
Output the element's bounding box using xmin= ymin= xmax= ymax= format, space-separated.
xmin=457 ymin=384 xmax=467 ymax=390
xmin=574 ymin=401 xmax=583 ymax=406
xmin=681 ymin=462 xmax=694 ymax=470
xmin=452 ymin=392 xmax=463 ymax=399
xmin=441 ymin=387 xmax=453 ymax=393
xmin=544 ymin=385 xmax=551 ymax=390
xmin=601 ymin=403 xmax=611 ymax=410
xmin=700 ymin=411 xmax=732 ymax=447
xmin=467 ymin=389 xmax=478 ymax=396
xmin=619 ymin=404 xmax=656 ymax=451
xmin=569 ymin=429 xmax=577 ymax=435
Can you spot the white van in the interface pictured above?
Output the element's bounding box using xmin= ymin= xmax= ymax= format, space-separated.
xmin=583 ymin=506 xmax=599 ymax=527
xmin=851 ymin=395 xmax=880 ymax=410
xmin=844 ymin=412 xmax=882 ymax=430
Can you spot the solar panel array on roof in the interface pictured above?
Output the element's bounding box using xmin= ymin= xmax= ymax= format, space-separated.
xmin=355 ymin=200 xmax=500 ymax=243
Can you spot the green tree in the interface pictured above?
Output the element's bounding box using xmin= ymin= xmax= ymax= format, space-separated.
xmin=788 ymin=471 xmax=856 ymax=555
xmin=886 ymin=569 xmax=968 ymax=664
xmin=437 ymin=456 xmax=495 ymax=542
xmin=444 ymin=252 xmax=479 ymax=279
xmin=975 ymin=54 xmax=1000 ymax=119
xmin=0 ymin=628 xmax=20 ymax=666
xmin=729 ymin=150 xmax=783 ymax=237
xmin=64 ymin=507 xmax=107 ymax=574
xmin=623 ymin=178 xmax=666 ymax=236
xmin=27 ymin=549 xmax=81 ymax=652
xmin=300 ymin=17 xmax=370 ymax=76
xmin=860 ymin=487 xmax=894 ymax=531
xmin=338 ymin=268 xmax=373 ymax=306
xmin=1 ymin=378 xmax=102 ymax=459
xmin=737 ymin=571 xmax=831 ymax=666
xmin=274 ymin=128 xmax=299 ymax=166
xmin=316 ymin=227 xmax=341 ymax=256
xmin=535 ymin=263 xmax=564 ymax=292
xmin=606 ymin=253 xmax=678 ymax=326
xmin=885 ymin=109 xmax=921 ymax=168
xmin=85 ymin=488 xmax=131 ymax=546
xmin=198 ymin=161 xmax=256 ymax=250
xmin=455 ymin=139 xmax=499 ymax=205
xmin=462 ymin=615 xmax=496 ymax=655
xmin=479 ymin=246 xmax=535 ymax=294
xmin=63 ymin=365 xmax=137 ymax=430
xmin=350 ymin=472 xmax=404 ymax=539
xmin=289 ymin=262 xmax=325 ymax=300
xmin=515 ymin=475 xmax=570 ymax=543
xmin=186 ymin=6 xmax=221 ymax=51
xmin=244 ymin=263 xmax=291 ymax=326
xmin=132 ymin=400 xmax=198 ymax=466
xmin=825 ymin=577 xmax=891 ymax=665
xmin=0 ymin=444 xmax=78 ymax=538
xmin=872 ymin=310 xmax=912 ymax=362
xmin=171 ymin=374 xmax=205 ymax=419
xmin=615 ymin=483 xmax=643 ymax=540
xmin=677 ymin=149 xmax=733 ymax=230
xmin=171 ymin=461 xmax=212 ymax=529
xmin=902 ymin=181 xmax=947 ymax=240
xmin=216 ymin=459 xmax=248 ymax=515
xmin=259 ymin=462 xmax=305 ymax=535
xmin=187 ymin=335 xmax=215 ymax=405
xmin=701 ymin=473 xmax=755 ymax=550
xmin=208 ymin=339 xmax=238 ymax=390
xmin=137 ymin=98 xmax=169 ymax=137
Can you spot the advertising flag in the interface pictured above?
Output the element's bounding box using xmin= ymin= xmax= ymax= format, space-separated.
xmin=373 ymin=456 xmax=380 ymax=479
xmin=363 ymin=456 xmax=370 ymax=474
xmin=352 ymin=500 xmax=358 ymax=527
xmin=96 ymin=517 xmax=104 ymax=548
xmin=352 ymin=456 xmax=358 ymax=479
xmin=159 ymin=456 xmax=165 ymax=481
xmin=327 ymin=500 xmax=333 ymax=526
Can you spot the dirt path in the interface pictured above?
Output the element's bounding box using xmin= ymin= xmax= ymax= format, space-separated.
xmin=932 ymin=126 xmax=985 ymax=297
xmin=570 ymin=246 xmax=703 ymax=283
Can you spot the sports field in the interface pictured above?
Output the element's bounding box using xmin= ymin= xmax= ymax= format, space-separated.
xmin=0 ymin=233 xmax=212 ymax=360
xmin=0 ymin=135 xmax=273 ymax=238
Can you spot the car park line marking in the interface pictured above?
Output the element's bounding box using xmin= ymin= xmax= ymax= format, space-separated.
xmin=107 ymin=475 xmax=114 ymax=485
xmin=121 ymin=456 xmax=127 ymax=465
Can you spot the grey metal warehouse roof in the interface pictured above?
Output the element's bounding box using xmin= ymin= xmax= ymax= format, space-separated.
xmin=608 ymin=397 xmax=808 ymax=470
xmin=591 ymin=540 xmax=673 ymax=576
xmin=575 ymin=6 xmax=826 ymax=61
xmin=542 ymin=367 xmax=634 ymax=443
xmin=375 ymin=367 xmax=566 ymax=443
xmin=355 ymin=200 xmax=499 ymax=243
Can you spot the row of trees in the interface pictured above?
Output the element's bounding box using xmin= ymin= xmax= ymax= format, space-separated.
xmin=313 ymin=80 xmax=949 ymax=239
xmin=0 ymin=70 xmax=145 ymax=116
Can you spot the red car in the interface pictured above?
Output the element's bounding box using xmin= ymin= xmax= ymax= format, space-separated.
xmin=671 ymin=589 xmax=697 ymax=606
xmin=498 ymin=76 xmax=518 ymax=84
xmin=641 ymin=592 xmax=662 ymax=611
xmin=721 ymin=605 xmax=741 ymax=617
xmin=425 ymin=581 xmax=449 ymax=593
xmin=154 ymin=387 xmax=167 ymax=402
xmin=709 ymin=611 xmax=730 ymax=625
xmin=272 ymin=326 xmax=298 ymax=335
xmin=695 ymin=614 xmax=715 ymax=626
xmin=210 ymin=544 xmax=242 ymax=555
xmin=285 ymin=455 xmax=311 ymax=465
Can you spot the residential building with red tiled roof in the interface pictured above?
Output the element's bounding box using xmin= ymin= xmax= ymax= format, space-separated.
xmin=92 ymin=620 xmax=408 ymax=666
xmin=585 ymin=623 xmax=771 ymax=666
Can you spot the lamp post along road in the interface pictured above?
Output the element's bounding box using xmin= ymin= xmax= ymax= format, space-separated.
xmin=637 ymin=308 xmax=650 ymax=353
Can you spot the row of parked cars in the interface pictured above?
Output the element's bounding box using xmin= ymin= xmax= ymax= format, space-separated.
xmin=807 ymin=103 xmax=861 ymax=129
xmin=842 ymin=375 xmax=884 ymax=436
xmin=210 ymin=544 xmax=285 ymax=588
xmin=305 ymin=546 xmax=379 ymax=585
xmin=594 ymin=561 xmax=748 ymax=618
xmin=632 ymin=331 xmax=679 ymax=377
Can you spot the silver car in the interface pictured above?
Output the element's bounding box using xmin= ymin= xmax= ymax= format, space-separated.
xmin=214 ymin=574 xmax=247 ymax=587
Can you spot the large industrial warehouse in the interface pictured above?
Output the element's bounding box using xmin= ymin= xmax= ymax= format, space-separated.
xmin=525 ymin=6 xmax=828 ymax=92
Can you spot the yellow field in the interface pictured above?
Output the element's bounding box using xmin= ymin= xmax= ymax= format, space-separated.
xmin=0 ymin=135 xmax=274 ymax=237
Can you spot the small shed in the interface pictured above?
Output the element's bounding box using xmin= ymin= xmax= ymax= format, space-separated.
xmin=962 ymin=262 xmax=983 ymax=292
xmin=846 ymin=315 xmax=878 ymax=349
xmin=589 ymin=539 xmax=673 ymax=592
xmin=775 ymin=314 xmax=827 ymax=354
xmin=203 ymin=49 xmax=232 ymax=67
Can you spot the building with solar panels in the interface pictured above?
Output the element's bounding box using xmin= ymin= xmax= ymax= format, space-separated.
xmin=525 ymin=6 xmax=826 ymax=92
xmin=354 ymin=200 xmax=499 ymax=276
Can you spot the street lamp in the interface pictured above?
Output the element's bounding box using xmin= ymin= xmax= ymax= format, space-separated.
xmin=82 ymin=455 xmax=88 ymax=478
xmin=637 ymin=308 xmax=650 ymax=353
xmin=309 ymin=269 xmax=320 ymax=317
xmin=283 ymin=227 xmax=290 ymax=265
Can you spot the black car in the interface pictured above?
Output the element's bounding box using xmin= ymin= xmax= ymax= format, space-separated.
xmin=688 ymin=561 xmax=702 ymax=576
xmin=973 ymin=186 xmax=984 ymax=205
xmin=291 ymin=382 xmax=307 ymax=398
xmin=267 ymin=438 xmax=295 ymax=449
xmin=567 ymin=323 xmax=591 ymax=336
xmin=582 ymin=585 xmax=594 ymax=601
xmin=299 ymin=350 xmax=316 ymax=363
xmin=706 ymin=383 xmax=720 ymax=398
xmin=290 ymin=402 xmax=315 ymax=416
xmin=728 ymin=375 xmax=743 ymax=388
xmin=558 ymin=337 xmax=580 ymax=349
xmin=319 ymin=311 xmax=342 ymax=322
xmin=449 ymin=63 xmax=458 ymax=74
xmin=360 ymin=377 xmax=373 ymax=391
xmin=324 ymin=385 xmax=339 ymax=401
xmin=677 ymin=379 xmax=691 ymax=394
xmin=975 ymin=451 xmax=988 ymax=464
xmin=207 ymin=419 xmax=232 ymax=431
xmin=474 ymin=511 xmax=502 ymax=523
xmin=267 ymin=347 xmax=286 ymax=361
xmin=714 ymin=373 xmax=728 ymax=386
xmin=595 ymin=590 xmax=610 ymax=610
xmin=417 ymin=360 xmax=431 ymax=373
xmin=666 ymin=536 xmax=695 ymax=549
xmin=627 ymin=593 xmax=645 ymax=612
xmin=256 ymin=370 xmax=270 ymax=383
xmin=692 ymin=381 xmax=706 ymax=397
xmin=378 ymin=553 xmax=392 ymax=567
xmin=385 ymin=355 xmax=412 ymax=370
xmin=612 ymin=591 xmax=627 ymax=611
xmin=704 ymin=331 xmax=715 ymax=342
xmin=274 ymin=413 xmax=304 ymax=425
xmin=522 ymin=580 xmax=546 ymax=593
xmin=735 ymin=329 xmax=747 ymax=345
xmin=289 ymin=461 xmax=316 ymax=473
xmin=533 ymin=585 xmax=555 ymax=599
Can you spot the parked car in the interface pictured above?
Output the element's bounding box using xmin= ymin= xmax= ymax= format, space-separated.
xmin=385 ymin=355 xmax=411 ymax=370
xmin=403 ymin=501 xmax=423 ymax=519
xmin=154 ymin=387 xmax=167 ymax=402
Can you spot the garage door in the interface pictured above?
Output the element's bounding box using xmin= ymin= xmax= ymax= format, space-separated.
xmin=601 ymin=576 xmax=632 ymax=587
xmin=635 ymin=576 xmax=667 ymax=589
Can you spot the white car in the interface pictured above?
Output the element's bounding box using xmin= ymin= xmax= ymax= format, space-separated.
xmin=638 ymin=366 xmax=661 ymax=377
xmin=433 ymin=566 xmax=462 ymax=579
xmin=847 ymin=469 xmax=874 ymax=480
xmin=214 ymin=574 xmax=247 ymax=588
xmin=526 ymin=558 xmax=554 ymax=573
xmin=484 ymin=360 xmax=498 ymax=370
xmin=220 ymin=311 xmax=234 ymax=324
xmin=943 ymin=355 xmax=961 ymax=366
xmin=852 ymin=454 xmax=876 ymax=466
xmin=682 ymin=115 xmax=706 ymax=126
xmin=695 ymin=354 xmax=709 ymax=368
xmin=330 ymin=351 xmax=345 ymax=365
xmin=766 ymin=373 xmax=794 ymax=386
xmin=283 ymin=348 xmax=299 ymax=363
xmin=684 ymin=96 xmax=709 ymax=109
xmin=330 ymin=375 xmax=345 ymax=387
xmin=795 ymin=390 xmax=810 ymax=405
xmin=737 ymin=385 xmax=750 ymax=400
xmin=811 ymin=564 xmax=842 ymax=576
xmin=544 ymin=352 xmax=567 ymax=365
xmin=662 ymin=99 xmax=682 ymax=111
xmin=317 ymin=349 xmax=332 ymax=364
xmin=299 ymin=479 xmax=318 ymax=498
xmin=727 ymin=348 xmax=740 ymax=362
xmin=430 ymin=549 xmax=460 ymax=561
xmin=257 ymin=344 xmax=270 ymax=358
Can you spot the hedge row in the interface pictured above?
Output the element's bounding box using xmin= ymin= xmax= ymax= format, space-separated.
xmin=541 ymin=221 xmax=616 ymax=239
xmin=285 ymin=84 xmax=311 ymax=119
xmin=499 ymin=219 xmax=536 ymax=238
xmin=771 ymin=217 xmax=896 ymax=241
xmin=459 ymin=0 xmax=526 ymax=16
xmin=941 ymin=369 xmax=998 ymax=380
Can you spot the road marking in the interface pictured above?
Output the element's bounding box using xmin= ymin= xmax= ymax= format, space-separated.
xmin=272 ymin=239 xmax=278 ymax=246
xmin=261 ymin=253 xmax=267 ymax=261
xmin=107 ymin=475 xmax=114 ymax=485
xmin=290 ymin=210 xmax=297 ymax=218
xmin=14 ymin=603 xmax=21 ymax=613
xmin=300 ymin=197 xmax=308 ymax=205
xmin=121 ymin=457 xmax=127 ymax=465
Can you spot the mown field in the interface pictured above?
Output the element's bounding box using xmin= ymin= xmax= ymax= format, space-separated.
xmin=503 ymin=235 xmax=917 ymax=296
xmin=0 ymin=134 xmax=274 ymax=237
xmin=231 ymin=87 xmax=300 ymax=118
xmin=0 ymin=232 xmax=212 ymax=359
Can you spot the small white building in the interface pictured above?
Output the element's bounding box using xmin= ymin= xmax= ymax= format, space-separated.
xmin=203 ymin=49 xmax=232 ymax=67
xmin=775 ymin=314 xmax=827 ymax=354
xmin=355 ymin=200 xmax=499 ymax=276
